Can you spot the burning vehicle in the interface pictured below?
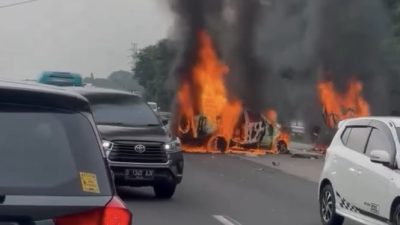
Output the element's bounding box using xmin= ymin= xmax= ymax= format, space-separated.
xmin=314 ymin=74 xmax=371 ymax=154
xmin=172 ymin=31 xmax=368 ymax=156
xmin=178 ymin=109 xmax=290 ymax=154
xmin=318 ymin=77 xmax=370 ymax=129
xmin=172 ymin=31 xmax=289 ymax=155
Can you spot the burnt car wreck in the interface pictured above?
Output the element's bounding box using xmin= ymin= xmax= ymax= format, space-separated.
xmin=177 ymin=109 xmax=289 ymax=154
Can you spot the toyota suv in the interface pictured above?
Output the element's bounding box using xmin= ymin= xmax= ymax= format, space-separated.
xmin=319 ymin=117 xmax=400 ymax=225
xmin=0 ymin=81 xmax=131 ymax=225
xmin=68 ymin=87 xmax=184 ymax=199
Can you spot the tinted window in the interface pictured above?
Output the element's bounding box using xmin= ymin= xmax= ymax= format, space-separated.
xmin=341 ymin=127 xmax=352 ymax=144
xmin=0 ymin=105 xmax=111 ymax=196
xmin=345 ymin=127 xmax=371 ymax=153
xmin=88 ymin=95 xmax=160 ymax=126
xmin=366 ymin=128 xmax=393 ymax=156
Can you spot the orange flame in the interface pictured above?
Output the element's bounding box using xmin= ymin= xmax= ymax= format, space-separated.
xmin=278 ymin=130 xmax=290 ymax=146
xmin=177 ymin=83 xmax=196 ymax=137
xmin=218 ymin=100 xmax=242 ymax=141
xmin=175 ymin=30 xmax=243 ymax=152
xmin=175 ymin=30 xmax=288 ymax=155
xmin=318 ymin=77 xmax=370 ymax=128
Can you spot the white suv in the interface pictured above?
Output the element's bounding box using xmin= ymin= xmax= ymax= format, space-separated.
xmin=319 ymin=117 xmax=400 ymax=225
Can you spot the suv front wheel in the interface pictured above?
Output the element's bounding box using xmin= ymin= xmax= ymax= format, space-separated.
xmin=320 ymin=184 xmax=344 ymax=225
xmin=153 ymin=182 xmax=176 ymax=199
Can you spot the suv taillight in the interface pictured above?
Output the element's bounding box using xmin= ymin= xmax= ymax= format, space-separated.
xmin=103 ymin=196 xmax=132 ymax=225
xmin=55 ymin=196 xmax=132 ymax=225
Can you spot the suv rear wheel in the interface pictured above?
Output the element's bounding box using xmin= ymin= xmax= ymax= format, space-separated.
xmin=153 ymin=182 xmax=176 ymax=199
xmin=320 ymin=184 xmax=344 ymax=225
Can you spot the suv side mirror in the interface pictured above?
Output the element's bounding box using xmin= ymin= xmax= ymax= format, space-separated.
xmin=370 ymin=150 xmax=391 ymax=164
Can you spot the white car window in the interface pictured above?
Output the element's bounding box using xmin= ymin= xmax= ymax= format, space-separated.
xmin=345 ymin=127 xmax=371 ymax=153
xmin=365 ymin=128 xmax=392 ymax=156
xmin=341 ymin=127 xmax=352 ymax=144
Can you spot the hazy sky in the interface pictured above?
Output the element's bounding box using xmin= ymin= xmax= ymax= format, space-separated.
xmin=0 ymin=0 xmax=173 ymax=80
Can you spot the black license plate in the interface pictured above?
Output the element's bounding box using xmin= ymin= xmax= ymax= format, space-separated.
xmin=125 ymin=169 xmax=154 ymax=180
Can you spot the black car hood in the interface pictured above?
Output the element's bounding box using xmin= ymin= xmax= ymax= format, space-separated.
xmin=97 ymin=124 xmax=171 ymax=143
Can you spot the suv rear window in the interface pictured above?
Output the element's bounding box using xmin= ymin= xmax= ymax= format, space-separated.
xmin=0 ymin=104 xmax=111 ymax=196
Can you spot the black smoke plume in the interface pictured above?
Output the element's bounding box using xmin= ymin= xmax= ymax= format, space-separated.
xmin=222 ymin=0 xmax=266 ymax=112
xmin=167 ymin=0 xmax=399 ymax=131
xmin=254 ymin=0 xmax=396 ymax=123
xmin=316 ymin=0 xmax=393 ymax=115
xmin=167 ymin=0 xmax=267 ymax=112
xmin=167 ymin=0 xmax=221 ymax=115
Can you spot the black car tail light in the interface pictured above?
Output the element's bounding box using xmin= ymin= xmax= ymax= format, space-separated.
xmin=55 ymin=196 xmax=132 ymax=225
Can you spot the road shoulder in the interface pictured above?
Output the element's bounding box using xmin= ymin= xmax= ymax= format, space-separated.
xmin=240 ymin=154 xmax=324 ymax=183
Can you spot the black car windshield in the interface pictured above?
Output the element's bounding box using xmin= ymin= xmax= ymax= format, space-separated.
xmin=88 ymin=95 xmax=160 ymax=126
xmin=0 ymin=105 xmax=112 ymax=196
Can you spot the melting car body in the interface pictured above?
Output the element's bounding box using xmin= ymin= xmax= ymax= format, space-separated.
xmin=0 ymin=81 xmax=131 ymax=225
xmin=179 ymin=109 xmax=289 ymax=153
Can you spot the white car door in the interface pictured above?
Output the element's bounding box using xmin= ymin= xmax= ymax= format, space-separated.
xmin=354 ymin=123 xmax=394 ymax=221
xmin=333 ymin=126 xmax=371 ymax=211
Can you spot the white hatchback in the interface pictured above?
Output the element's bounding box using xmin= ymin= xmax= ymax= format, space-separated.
xmin=319 ymin=117 xmax=400 ymax=225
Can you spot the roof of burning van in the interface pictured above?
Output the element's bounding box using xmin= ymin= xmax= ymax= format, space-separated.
xmin=0 ymin=80 xmax=90 ymax=111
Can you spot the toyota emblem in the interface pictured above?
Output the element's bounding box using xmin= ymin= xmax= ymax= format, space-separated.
xmin=134 ymin=145 xmax=146 ymax=153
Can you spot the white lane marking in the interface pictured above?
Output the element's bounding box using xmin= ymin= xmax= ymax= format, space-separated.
xmin=213 ymin=215 xmax=242 ymax=225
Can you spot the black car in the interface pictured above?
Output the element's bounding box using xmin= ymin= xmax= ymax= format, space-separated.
xmin=0 ymin=81 xmax=131 ymax=225
xmin=68 ymin=87 xmax=184 ymax=199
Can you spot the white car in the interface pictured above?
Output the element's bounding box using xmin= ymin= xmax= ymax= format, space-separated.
xmin=319 ymin=117 xmax=400 ymax=225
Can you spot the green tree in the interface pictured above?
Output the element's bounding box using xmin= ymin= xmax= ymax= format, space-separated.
xmin=133 ymin=39 xmax=177 ymax=110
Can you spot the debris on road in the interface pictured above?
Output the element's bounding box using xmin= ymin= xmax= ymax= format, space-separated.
xmin=272 ymin=161 xmax=280 ymax=166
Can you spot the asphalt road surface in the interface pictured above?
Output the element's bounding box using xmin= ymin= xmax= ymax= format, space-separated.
xmin=119 ymin=154 xmax=360 ymax=225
